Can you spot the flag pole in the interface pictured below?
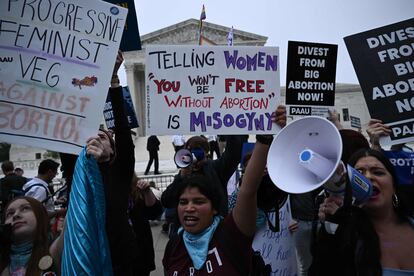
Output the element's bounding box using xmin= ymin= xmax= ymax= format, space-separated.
xmin=198 ymin=5 xmax=206 ymax=45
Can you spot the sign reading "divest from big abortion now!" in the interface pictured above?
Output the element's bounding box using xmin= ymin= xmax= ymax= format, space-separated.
xmin=145 ymin=45 xmax=280 ymax=135
xmin=0 ymin=0 xmax=127 ymax=155
xmin=344 ymin=18 xmax=414 ymax=145
xmin=285 ymin=41 xmax=338 ymax=117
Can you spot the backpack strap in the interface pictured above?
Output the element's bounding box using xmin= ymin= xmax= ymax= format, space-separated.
xmin=23 ymin=184 xmax=51 ymax=204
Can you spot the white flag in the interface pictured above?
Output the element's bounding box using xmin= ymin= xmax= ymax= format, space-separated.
xmin=227 ymin=26 xmax=234 ymax=46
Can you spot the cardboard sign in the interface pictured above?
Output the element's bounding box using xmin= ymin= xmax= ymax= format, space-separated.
xmin=145 ymin=45 xmax=281 ymax=135
xmin=104 ymin=86 xmax=139 ymax=129
xmin=0 ymin=0 xmax=127 ymax=154
xmin=104 ymin=0 xmax=142 ymax=51
xmin=350 ymin=115 xmax=361 ymax=129
xmin=252 ymin=198 xmax=298 ymax=275
xmin=344 ymin=18 xmax=414 ymax=145
xmin=286 ymin=41 xmax=338 ymax=116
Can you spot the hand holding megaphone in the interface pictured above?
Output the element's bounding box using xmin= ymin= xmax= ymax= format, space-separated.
xmin=318 ymin=195 xmax=343 ymax=222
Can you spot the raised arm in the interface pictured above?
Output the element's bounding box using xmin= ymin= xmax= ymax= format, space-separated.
xmin=232 ymin=139 xmax=270 ymax=236
xmin=211 ymin=134 xmax=248 ymax=187
xmin=366 ymin=119 xmax=391 ymax=150
xmin=327 ymin=109 xmax=343 ymax=130
xmin=233 ymin=105 xmax=286 ymax=236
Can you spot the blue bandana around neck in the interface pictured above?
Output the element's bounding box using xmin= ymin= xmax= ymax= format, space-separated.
xmin=10 ymin=241 xmax=33 ymax=271
xmin=178 ymin=216 xmax=223 ymax=270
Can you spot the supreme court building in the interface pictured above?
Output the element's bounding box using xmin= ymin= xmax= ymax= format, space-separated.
xmin=7 ymin=19 xmax=375 ymax=167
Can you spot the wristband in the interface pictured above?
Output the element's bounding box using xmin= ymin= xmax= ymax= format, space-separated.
xmin=255 ymin=134 xmax=274 ymax=145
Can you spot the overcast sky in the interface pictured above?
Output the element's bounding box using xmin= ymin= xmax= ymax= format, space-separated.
xmin=118 ymin=0 xmax=413 ymax=86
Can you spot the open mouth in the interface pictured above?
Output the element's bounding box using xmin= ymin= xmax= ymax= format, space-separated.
xmin=370 ymin=186 xmax=380 ymax=198
xmin=183 ymin=216 xmax=199 ymax=226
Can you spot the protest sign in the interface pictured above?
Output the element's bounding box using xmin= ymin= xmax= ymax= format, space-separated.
xmin=0 ymin=0 xmax=127 ymax=155
xmin=383 ymin=150 xmax=414 ymax=186
xmin=252 ymin=198 xmax=298 ymax=275
xmin=145 ymin=45 xmax=280 ymax=135
xmin=344 ymin=18 xmax=414 ymax=145
xmin=104 ymin=86 xmax=139 ymax=129
xmin=285 ymin=41 xmax=338 ymax=116
xmin=350 ymin=115 xmax=361 ymax=129
xmin=104 ymin=0 xmax=142 ymax=51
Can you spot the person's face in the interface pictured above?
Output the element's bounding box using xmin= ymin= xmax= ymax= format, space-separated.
xmin=5 ymin=199 xmax=37 ymax=243
xmin=14 ymin=169 xmax=23 ymax=176
xmin=178 ymin=186 xmax=217 ymax=234
xmin=46 ymin=168 xmax=58 ymax=183
xmin=354 ymin=156 xmax=394 ymax=212
xmin=98 ymin=130 xmax=114 ymax=161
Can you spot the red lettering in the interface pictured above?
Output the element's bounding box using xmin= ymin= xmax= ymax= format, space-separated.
xmin=0 ymin=103 xmax=12 ymax=128
xmin=11 ymin=107 xmax=28 ymax=130
xmin=225 ymin=78 xmax=235 ymax=93
xmin=236 ymin=79 xmax=245 ymax=92
xmin=225 ymin=79 xmax=265 ymax=93
xmin=246 ymin=80 xmax=254 ymax=92
xmin=256 ymin=80 xmax=264 ymax=93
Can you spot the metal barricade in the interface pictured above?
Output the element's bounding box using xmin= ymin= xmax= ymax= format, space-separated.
xmin=138 ymin=173 xmax=175 ymax=192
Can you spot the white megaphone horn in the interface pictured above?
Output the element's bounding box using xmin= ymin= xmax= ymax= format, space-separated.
xmin=267 ymin=116 xmax=372 ymax=204
xmin=174 ymin=149 xmax=193 ymax=168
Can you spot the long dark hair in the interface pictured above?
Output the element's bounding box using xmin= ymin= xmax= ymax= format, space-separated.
xmin=348 ymin=148 xmax=411 ymax=221
xmin=0 ymin=197 xmax=50 ymax=275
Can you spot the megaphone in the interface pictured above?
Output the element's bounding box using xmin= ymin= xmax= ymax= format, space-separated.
xmin=174 ymin=149 xmax=193 ymax=168
xmin=267 ymin=116 xmax=372 ymax=204
xmin=174 ymin=148 xmax=206 ymax=168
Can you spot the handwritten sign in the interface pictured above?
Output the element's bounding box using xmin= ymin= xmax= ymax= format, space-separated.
xmin=104 ymin=0 xmax=141 ymax=51
xmin=286 ymin=41 xmax=338 ymax=117
xmin=0 ymin=0 xmax=127 ymax=154
xmin=104 ymin=86 xmax=139 ymax=129
xmin=344 ymin=18 xmax=414 ymax=145
xmin=145 ymin=45 xmax=280 ymax=135
xmin=253 ymin=198 xmax=298 ymax=276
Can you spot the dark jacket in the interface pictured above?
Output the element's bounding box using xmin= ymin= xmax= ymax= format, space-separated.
xmin=0 ymin=173 xmax=27 ymax=207
xmin=99 ymin=86 xmax=138 ymax=275
xmin=309 ymin=206 xmax=382 ymax=276
xmin=161 ymin=135 xmax=247 ymax=216
xmin=146 ymin=136 xmax=160 ymax=152
xmin=129 ymin=198 xmax=163 ymax=273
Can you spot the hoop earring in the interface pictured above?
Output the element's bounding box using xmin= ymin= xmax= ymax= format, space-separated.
xmin=392 ymin=193 xmax=399 ymax=208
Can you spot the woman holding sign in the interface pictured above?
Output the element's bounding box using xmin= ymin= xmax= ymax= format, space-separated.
xmin=312 ymin=149 xmax=414 ymax=276
xmin=162 ymin=107 xmax=286 ymax=275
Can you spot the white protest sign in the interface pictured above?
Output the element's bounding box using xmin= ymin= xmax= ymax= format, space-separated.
xmin=145 ymin=45 xmax=280 ymax=135
xmin=253 ymin=198 xmax=298 ymax=276
xmin=0 ymin=0 xmax=127 ymax=154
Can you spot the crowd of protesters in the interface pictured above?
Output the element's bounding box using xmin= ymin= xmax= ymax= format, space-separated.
xmin=0 ymin=51 xmax=413 ymax=276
